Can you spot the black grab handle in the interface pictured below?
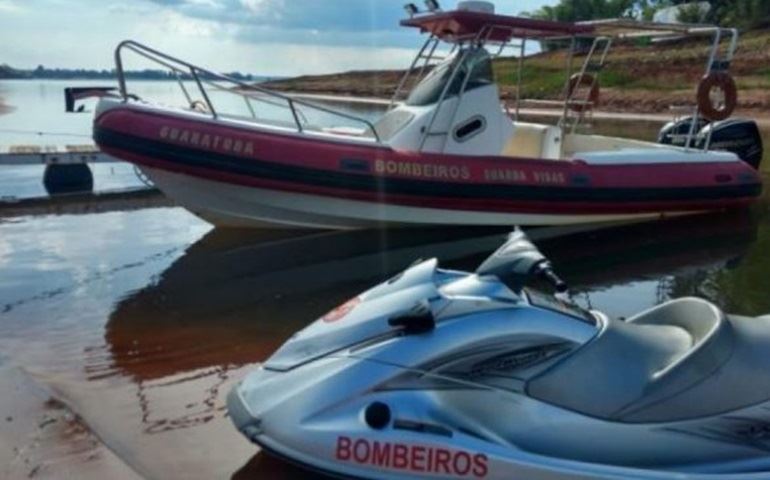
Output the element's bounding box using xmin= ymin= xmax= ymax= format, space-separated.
xmin=537 ymin=263 xmax=569 ymax=294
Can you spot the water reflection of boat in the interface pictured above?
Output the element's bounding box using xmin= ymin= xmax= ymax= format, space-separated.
xmin=99 ymin=226 xmax=511 ymax=437
xmin=104 ymin=213 xmax=756 ymax=384
xmin=540 ymin=211 xmax=757 ymax=289
xmin=541 ymin=212 xmax=758 ymax=316
xmin=103 ymin=226 xmax=510 ymax=382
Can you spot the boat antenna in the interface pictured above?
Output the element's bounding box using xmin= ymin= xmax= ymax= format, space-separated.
xmin=404 ymin=3 xmax=419 ymax=17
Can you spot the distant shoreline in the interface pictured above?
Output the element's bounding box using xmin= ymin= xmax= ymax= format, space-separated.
xmin=2 ymin=77 xmax=189 ymax=82
xmin=0 ymin=71 xmax=276 ymax=82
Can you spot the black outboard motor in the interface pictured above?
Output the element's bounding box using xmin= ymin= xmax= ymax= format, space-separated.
xmin=657 ymin=116 xmax=709 ymax=146
xmin=659 ymin=117 xmax=764 ymax=170
xmin=64 ymin=87 xmax=116 ymax=113
xmin=700 ymin=119 xmax=764 ymax=170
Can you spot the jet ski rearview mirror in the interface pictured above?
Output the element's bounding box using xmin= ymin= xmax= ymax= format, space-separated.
xmin=388 ymin=300 xmax=435 ymax=334
xmin=476 ymin=229 xmax=569 ymax=294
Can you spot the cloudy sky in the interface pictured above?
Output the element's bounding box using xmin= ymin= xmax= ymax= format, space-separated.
xmin=0 ymin=0 xmax=554 ymax=76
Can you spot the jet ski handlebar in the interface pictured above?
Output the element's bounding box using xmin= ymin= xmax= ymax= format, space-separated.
xmin=535 ymin=262 xmax=569 ymax=294
xmin=476 ymin=229 xmax=569 ymax=294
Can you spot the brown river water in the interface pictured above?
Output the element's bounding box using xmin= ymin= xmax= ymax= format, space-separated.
xmin=1 ymin=89 xmax=770 ymax=478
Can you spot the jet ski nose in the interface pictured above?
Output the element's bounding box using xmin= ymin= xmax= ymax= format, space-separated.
xmin=226 ymin=383 xmax=262 ymax=442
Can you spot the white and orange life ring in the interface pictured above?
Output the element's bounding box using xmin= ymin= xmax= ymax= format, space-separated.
xmin=696 ymin=72 xmax=737 ymax=121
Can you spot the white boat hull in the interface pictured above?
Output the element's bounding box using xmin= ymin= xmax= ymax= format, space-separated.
xmin=142 ymin=167 xmax=676 ymax=229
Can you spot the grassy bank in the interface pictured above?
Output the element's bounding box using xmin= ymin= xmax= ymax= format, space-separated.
xmin=264 ymin=30 xmax=770 ymax=114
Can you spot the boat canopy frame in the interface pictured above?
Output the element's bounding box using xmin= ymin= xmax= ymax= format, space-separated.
xmin=113 ymin=40 xmax=382 ymax=142
xmin=396 ymin=10 xmax=740 ymax=153
xmin=577 ymin=20 xmax=739 ymax=151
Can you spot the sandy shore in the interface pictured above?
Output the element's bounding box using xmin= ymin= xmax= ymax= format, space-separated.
xmin=0 ymin=366 xmax=142 ymax=480
xmin=0 ymin=364 xmax=297 ymax=480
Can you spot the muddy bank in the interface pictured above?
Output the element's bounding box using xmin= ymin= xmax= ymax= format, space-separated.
xmin=262 ymin=69 xmax=404 ymax=99
xmin=264 ymin=74 xmax=770 ymax=116
xmin=262 ymin=30 xmax=770 ymax=116
xmin=577 ymin=87 xmax=770 ymax=115
xmin=291 ymin=90 xmax=770 ymax=127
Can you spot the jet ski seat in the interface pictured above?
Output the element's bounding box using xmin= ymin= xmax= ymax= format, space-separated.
xmin=529 ymin=298 xmax=770 ymax=422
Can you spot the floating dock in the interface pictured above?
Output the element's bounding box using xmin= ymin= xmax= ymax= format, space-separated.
xmin=0 ymin=143 xmax=152 ymax=196
xmin=0 ymin=143 xmax=119 ymax=165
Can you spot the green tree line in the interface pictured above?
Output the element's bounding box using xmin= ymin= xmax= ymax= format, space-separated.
xmin=0 ymin=64 xmax=261 ymax=81
xmin=531 ymin=0 xmax=770 ymax=30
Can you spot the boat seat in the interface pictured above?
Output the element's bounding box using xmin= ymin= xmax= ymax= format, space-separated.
xmin=525 ymin=297 xmax=770 ymax=422
xmin=501 ymin=122 xmax=563 ymax=160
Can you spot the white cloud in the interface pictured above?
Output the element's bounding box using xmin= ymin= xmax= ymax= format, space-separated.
xmin=162 ymin=10 xmax=219 ymax=37
xmin=0 ymin=0 xmax=558 ymax=75
xmin=239 ymin=0 xmax=279 ymax=15
xmin=0 ymin=0 xmax=23 ymax=12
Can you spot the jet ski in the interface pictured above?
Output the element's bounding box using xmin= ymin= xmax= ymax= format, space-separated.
xmin=227 ymin=230 xmax=770 ymax=479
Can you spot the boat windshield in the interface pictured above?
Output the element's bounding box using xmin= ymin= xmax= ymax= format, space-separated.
xmin=406 ymin=47 xmax=494 ymax=106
